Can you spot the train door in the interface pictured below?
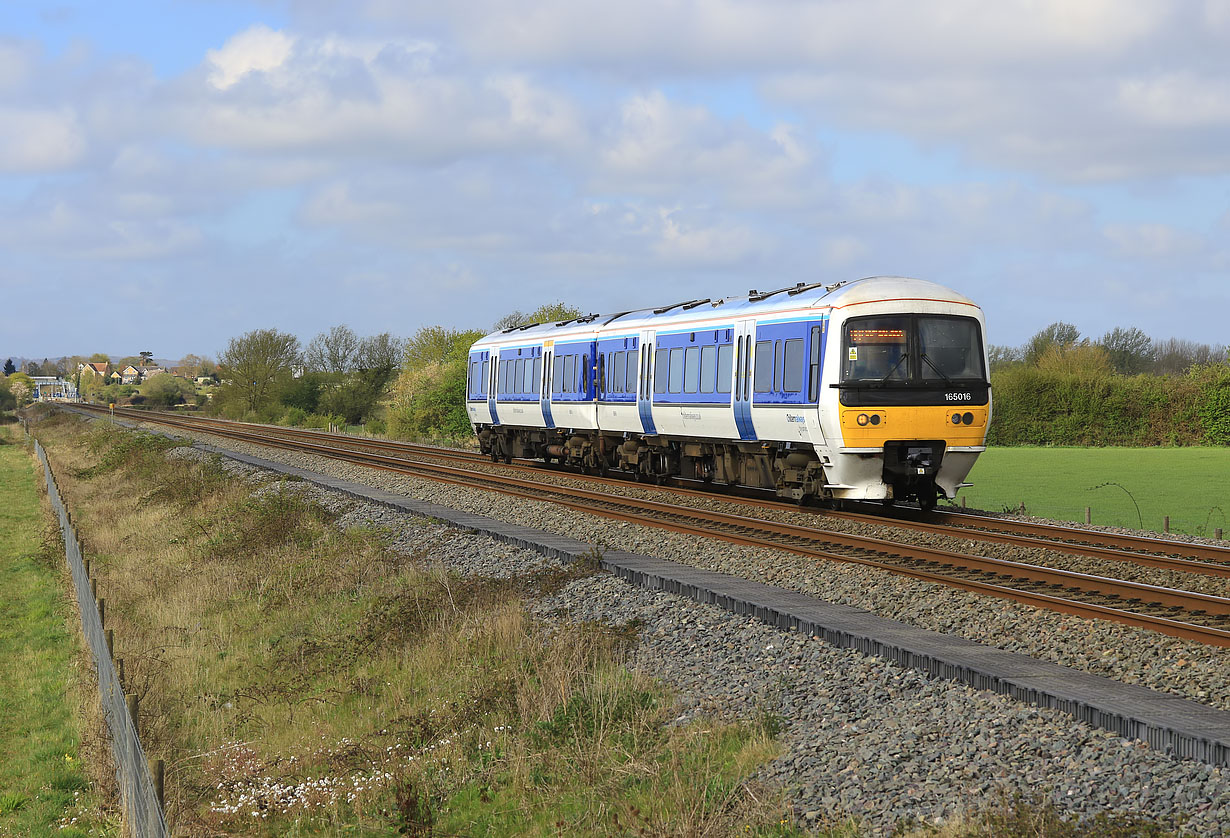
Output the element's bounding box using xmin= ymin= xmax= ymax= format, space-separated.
xmin=488 ymin=349 xmax=499 ymax=425
xmin=541 ymin=342 xmax=555 ymax=429
xmin=637 ymin=328 xmax=657 ymax=435
xmin=733 ymin=319 xmax=757 ymax=440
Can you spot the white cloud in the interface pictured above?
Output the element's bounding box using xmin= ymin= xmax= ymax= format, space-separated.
xmin=1103 ymin=223 xmax=1204 ymax=259
xmin=206 ymin=24 xmax=295 ymax=90
xmin=0 ymin=106 xmax=86 ymax=172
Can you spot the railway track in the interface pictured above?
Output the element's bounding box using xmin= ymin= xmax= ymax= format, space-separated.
xmin=84 ymin=406 xmax=1230 ymax=576
xmin=70 ymin=404 xmax=1230 ymax=646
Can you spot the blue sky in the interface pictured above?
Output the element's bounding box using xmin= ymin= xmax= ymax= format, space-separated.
xmin=1 ymin=0 xmax=1228 ymax=361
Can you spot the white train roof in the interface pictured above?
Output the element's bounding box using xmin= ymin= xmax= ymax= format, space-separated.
xmin=474 ymin=275 xmax=979 ymax=349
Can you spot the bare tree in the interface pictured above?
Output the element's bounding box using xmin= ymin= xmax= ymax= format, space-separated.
xmin=987 ymin=344 xmax=1024 ymax=371
xmin=304 ymin=325 xmax=360 ymax=374
xmin=1153 ymin=338 xmax=1221 ymax=375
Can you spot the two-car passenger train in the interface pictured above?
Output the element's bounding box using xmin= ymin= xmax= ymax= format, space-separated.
xmin=466 ymin=276 xmax=991 ymax=509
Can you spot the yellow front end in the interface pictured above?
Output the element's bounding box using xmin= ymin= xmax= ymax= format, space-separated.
xmin=839 ymin=405 xmax=990 ymax=448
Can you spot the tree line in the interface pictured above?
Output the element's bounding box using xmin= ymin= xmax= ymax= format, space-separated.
xmin=206 ymin=303 xmax=579 ymax=435
xmin=988 ymin=323 xmax=1230 ymax=446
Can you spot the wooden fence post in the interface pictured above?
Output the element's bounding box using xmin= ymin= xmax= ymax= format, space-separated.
xmin=151 ymin=759 xmax=165 ymax=809
xmin=126 ymin=694 xmax=139 ymax=733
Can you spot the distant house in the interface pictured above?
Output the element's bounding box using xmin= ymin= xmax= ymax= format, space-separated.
xmin=78 ymin=362 xmax=110 ymax=379
xmin=118 ymin=365 xmax=167 ymax=385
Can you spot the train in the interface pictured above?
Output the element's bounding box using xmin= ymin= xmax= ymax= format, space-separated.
xmin=466 ymin=276 xmax=990 ymax=509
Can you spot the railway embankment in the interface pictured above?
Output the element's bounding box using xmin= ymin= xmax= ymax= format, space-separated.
xmin=40 ymin=406 xmax=1230 ymax=833
xmin=29 ymin=412 xmax=800 ymax=835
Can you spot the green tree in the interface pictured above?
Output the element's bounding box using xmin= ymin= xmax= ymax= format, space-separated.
xmin=1100 ymin=326 xmax=1155 ymax=374
xmin=389 ymin=326 xmax=485 ymax=439
xmin=0 ymin=377 xmax=14 ymax=411
xmin=1024 ymin=322 xmax=1081 ymax=366
xmin=2 ymin=359 xmax=14 ymax=376
xmin=493 ymin=302 xmax=583 ymax=331
xmin=143 ymin=374 xmax=197 ymax=408
xmin=7 ymin=372 xmax=35 ymax=405
xmin=217 ymin=329 xmax=301 ymax=415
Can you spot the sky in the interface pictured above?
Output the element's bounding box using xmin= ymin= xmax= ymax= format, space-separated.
xmin=1 ymin=0 xmax=1229 ymax=361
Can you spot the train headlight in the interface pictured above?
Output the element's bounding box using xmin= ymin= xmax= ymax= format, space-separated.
xmin=857 ymin=413 xmax=870 ymax=426
xmin=869 ymin=414 xmax=881 ymax=426
xmin=951 ymin=413 xmax=961 ymax=425
xmin=962 ymin=412 xmax=974 ymax=425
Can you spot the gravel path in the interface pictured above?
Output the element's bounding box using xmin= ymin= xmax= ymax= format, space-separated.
xmin=159 ymin=441 xmax=1230 ymax=835
xmin=152 ymin=423 xmax=1230 ymax=714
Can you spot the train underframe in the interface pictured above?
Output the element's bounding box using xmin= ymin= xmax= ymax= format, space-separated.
xmin=476 ymin=425 xmax=946 ymax=508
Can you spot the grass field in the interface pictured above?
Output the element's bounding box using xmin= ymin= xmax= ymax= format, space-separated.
xmin=0 ymin=424 xmax=111 ymax=836
xmin=955 ymin=446 xmax=1230 ymax=537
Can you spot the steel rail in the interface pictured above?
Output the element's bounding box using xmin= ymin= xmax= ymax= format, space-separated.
xmin=87 ymin=405 xmax=1230 ymax=580
xmin=72 ymin=404 xmax=1230 ymax=646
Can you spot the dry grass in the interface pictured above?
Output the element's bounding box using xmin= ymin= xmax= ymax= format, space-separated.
xmin=32 ymin=415 xmax=805 ymax=837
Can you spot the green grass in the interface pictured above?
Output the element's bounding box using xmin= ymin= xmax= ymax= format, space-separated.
xmin=0 ymin=425 xmax=111 ymax=836
xmin=954 ymin=446 xmax=1230 ymax=537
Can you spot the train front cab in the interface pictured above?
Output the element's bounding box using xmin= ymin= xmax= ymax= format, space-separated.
xmin=824 ymin=305 xmax=990 ymax=508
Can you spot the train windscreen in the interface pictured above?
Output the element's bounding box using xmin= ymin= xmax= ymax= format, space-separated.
xmin=842 ymin=315 xmax=984 ymax=384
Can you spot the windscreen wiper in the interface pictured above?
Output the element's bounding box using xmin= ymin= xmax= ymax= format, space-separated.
xmin=877 ymin=353 xmax=909 ymax=386
xmin=920 ymin=353 xmax=951 ymax=383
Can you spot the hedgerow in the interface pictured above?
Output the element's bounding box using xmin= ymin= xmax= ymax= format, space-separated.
xmin=988 ymin=364 xmax=1228 ymax=446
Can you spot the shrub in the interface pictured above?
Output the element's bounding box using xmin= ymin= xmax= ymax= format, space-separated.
xmin=1195 ymin=365 xmax=1230 ymax=445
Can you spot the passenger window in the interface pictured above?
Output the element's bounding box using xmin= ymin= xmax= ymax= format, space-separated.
xmin=699 ymin=345 xmax=716 ymax=393
xmin=774 ymin=341 xmax=785 ymax=392
xmin=481 ymin=359 xmax=488 ymax=395
xmin=716 ymin=343 xmax=732 ymax=394
xmin=563 ymin=355 xmax=575 ymax=393
xmin=614 ymin=352 xmax=627 ymax=394
xmin=533 ymin=357 xmax=542 ymax=394
xmin=581 ymin=354 xmax=589 ymax=393
xmin=627 ymin=350 xmax=638 ymax=393
xmin=668 ymin=348 xmax=684 ymax=393
xmin=553 ymin=356 xmax=564 ymax=393
xmin=754 ymin=340 xmax=773 ymax=393
xmin=783 ymin=339 xmax=804 ymax=393
xmin=684 ymin=346 xmax=700 ymax=393
xmin=654 ymin=349 xmax=669 ymax=394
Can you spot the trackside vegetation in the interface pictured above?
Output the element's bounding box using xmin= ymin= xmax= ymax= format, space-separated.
xmin=987 ymin=323 xmax=1229 ymax=446
xmin=0 ymin=424 xmax=114 ymax=835
xmin=31 ymin=413 xmax=809 ymax=836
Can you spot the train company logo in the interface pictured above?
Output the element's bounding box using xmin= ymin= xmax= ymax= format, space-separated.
xmin=786 ymin=414 xmax=805 ymax=423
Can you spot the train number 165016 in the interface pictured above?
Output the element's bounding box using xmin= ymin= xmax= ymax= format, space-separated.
xmin=944 ymin=392 xmax=972 ymax=401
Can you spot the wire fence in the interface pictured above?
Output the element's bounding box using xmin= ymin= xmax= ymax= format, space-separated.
xmin=34 ymin=435 xmax=169 ymax=838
